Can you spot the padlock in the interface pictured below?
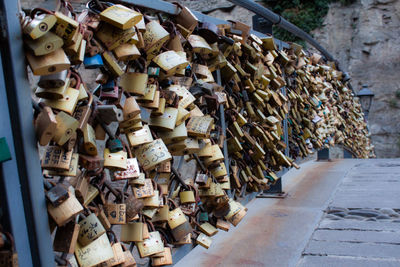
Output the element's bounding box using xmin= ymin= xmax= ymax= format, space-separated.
xmin=53 ymin=11 xmax=79 ymax=45
xmin=113 ymin=43 xmax=141 ymax=61
xmin=151 ymin=247 xmax=173 ymax=266
xmin=22 ymin=9 xmax=56 ymax=39
xmin=120 ymin=221 xmax=143 ymax=242
xmin=74 ymin=233 xmax=114 ymax=267
xmin=47 ymin=191 xmax=83 ymax=227
xmin=134 ymin=139 xmax=172 ymax=171
xmin=41 ymin=145 xmax=73 ymax=171
xmin=152 ymin=50 xmax=189 ymax=75
xmin=26 ymin=48 xmax=70 ymax=75
xmin=126 ymin=124 xmax=153 ymax=147
xmin=179 ymin=187 xmax=195 ymax=204
xmin=120 ymin=60 xmax=148 ymax=96
xmin=25 ymin=31 xmax=64 ymax=56
xmin=77 ymin=212 xmax=106 ymax=246
xmin=133 ymin=179 xmax=155 ymax=199
xmin=137 ymin=83 xmax=157 ymax=103
xmin=143 ymin=20 xmax=170 ymax=53
xmin=186 ymin=116 xmax=214 ymax=138
xmin=96 ymin=104 xmax=123 ymax=125
xmin=53 ymin=217 xmax=80 ymax=254
xmin=74 ymin=93 xmax=93 ymax=132
xmin=83 ymin=54 xmax=104 ymax=69
xmin=100 ymin=4 xmax=142 ymax=30
xmin=196 ymin=233 xmax=212 ymax=249
xmin=96 ymin=23 xmax=136 ymax=50
xmin=102 ymin=52 xmax=124 ymax=77
xmin=149 ymin=107 xmax=178 ymax=131
xmin=34 ymin=105 xmax=57 ymax=146
xmin=173 ymin=2 xmax=198 ymax=36
xmin=52 ymin=111 xmax=79 ymax=146
xmin=104 ymin=148 xmax=127 ymax=170
xmin=35 ymin=76 xmax=70 ymax=100
xmin=104 ymin=190 xmax=126 ymax=225
xmin=123 ymin=95 xmax=141 ymax=120
xmin=136 ymin=225 xmax=164 ymax=258
xmin=44 ymin=180 xmax=69 ymax=207
xmin=112 ymin=157 xmax=140 ymax=180
xmin=199 ymin=222 xmax=218 ymax=237
xmin=99 ymin=236 xmax=126 ymax=267
xmin=38 ymin=69 xmax=68 ymax=89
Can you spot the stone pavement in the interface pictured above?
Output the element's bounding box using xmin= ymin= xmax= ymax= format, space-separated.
xmin=175 ymin=159 xmax=400 ymax=267
xmin=298 ymin=159 xmax=400 ymax=267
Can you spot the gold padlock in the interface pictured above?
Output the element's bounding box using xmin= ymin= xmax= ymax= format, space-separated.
xmin=96 ymin=23 xmax=136 ymax=50
xmin=152 ymin=51 xmax=189 ymax=75
xmin=113 ymin=43 xmax=141 ymax=61
xmin=54 ymin=12 xmax=79 ymax=45
xmin=22 ymin=11 xmax=56 ymax=39
xmin=121 ymin=221 xmax=143 ymax=242
xmin=158 ymin=123 xmax=187 ymax=145
xmin=35 ymin=77 xmax=70 ymax=100
xmin=120 ymin=72 xmax=148 ymax=96
xmin=25 ymin=31 xmax=64 ymax=56
xmin=78 ymin=213 xmax=106 ymax=246
xmin=47 ymin=191 xmax=83 ymax=226
xmin=104 ymin=148 xmax=128 ymax=170
xmin=136 ymin=231 xmax=164 ymax=258
xmin=102 ymin=52 xmax=124 ymax=77
xmin=74 ymin=233 xmax=114 ymax=267
xmin=149 ymin=107 xmax=178 ymax=131
xmin=135 ymin=139 xmax=172 ymax=171
xmin=127 ymin=125 xmax=153 ymax=147
xmin=26 ymin=48 xmax=70 ymax=76
xmin=143 ymin=20 xmax=170 ymax=53
xmin=35 ymin=105 xmax=57 ymax=146
xmin=100 ymin=4 xmax=142 ymax=30
xmin=41 ymin=86 xmax=79 ymax=114
xmin=52 ymin=111 xmax=79 ymax=146
xmin=186 ymin=116 xmax=214 ymax=138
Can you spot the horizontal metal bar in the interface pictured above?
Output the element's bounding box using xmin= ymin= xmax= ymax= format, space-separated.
xmin=227 ymin=0 xmax=335 ymax=62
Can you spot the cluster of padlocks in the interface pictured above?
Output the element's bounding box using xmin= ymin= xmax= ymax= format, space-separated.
xmin=18 ymin=0 xmax=373 ymax=266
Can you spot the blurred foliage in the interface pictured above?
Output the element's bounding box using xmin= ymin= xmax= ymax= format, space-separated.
xmin=262 ymin=0 xmax=356 ymax=46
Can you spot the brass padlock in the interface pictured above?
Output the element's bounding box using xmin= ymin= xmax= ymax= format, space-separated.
xmin=104 ymin=191 xmax=126 ymax=225
xmin=47 ymin=191 xmax=83 ymax=226
xmin=136 ymin=230 xmax=164 ymax=258
xmin=26 ymin=48 xmax=70 ymax=76
xmin=35 ymin=105 xmax=57 ymax=146
xmin=74 ymin=233 xmax=114 ymax=267
xmin=22 ymin=9 xmax=56 ymax=39
xmin=186 ymin=116 xmax=214 ymax=138
xmin=120 ymin=221 xmax=143 ymax=242
xmin=78 ymin=213 xmax=106 ymax=246
xmin=149 ymin=107 xmax=178 ymax=131
xmin=134 ymin=139 xmax=172 ymax=171
xmin=100 ymin=4 xmax=142 ymax=30
xmin=103 ymin=148 xmax=127 ymax=170
xmin=152 ymin=50 xmax=189 ymax=75
xmin=25 ymin=31 xmax=64 ymax=56
xmin=143 ymin=20 xmax=170 ymax=53
xmin=196 ymin=233 xmax=212 ymax=249
xmin=52 ymin=111 xmax=79 ymax=146
xmin=41 ymin=145 xmax=73 ymax=171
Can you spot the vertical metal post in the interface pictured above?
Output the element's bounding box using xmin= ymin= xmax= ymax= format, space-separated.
xmin=0 ymin=54 xmax=33 ymax=267
xmin=0 ymin=0 xmax=54 ymax=266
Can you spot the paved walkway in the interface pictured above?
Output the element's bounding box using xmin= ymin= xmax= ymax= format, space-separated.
xmin=175 ymin=159 xmax=400 ymax=267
